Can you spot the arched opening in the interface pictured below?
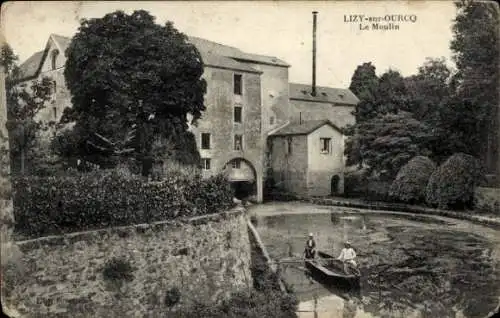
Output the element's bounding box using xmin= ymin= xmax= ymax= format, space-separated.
xmin=223 ymin=158 xmax=257 ymax=200
xmin=331 ymin=175 xmax=340 ymax=196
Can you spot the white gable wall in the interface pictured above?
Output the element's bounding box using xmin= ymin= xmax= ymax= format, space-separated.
xmin=40 ymin=37 xmax=67 ymax=72
xmin=306 ymin=124 xmax=345 ymax=196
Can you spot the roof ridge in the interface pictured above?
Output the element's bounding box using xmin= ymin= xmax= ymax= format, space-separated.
xmin=187 ymin=36 xmax=244 ymax=52
xmin=289 ymin=82 xmax=351 ymax=90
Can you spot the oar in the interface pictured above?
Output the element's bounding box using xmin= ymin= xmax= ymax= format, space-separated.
xmin=268 ymin=257 xmax=337 ymax=264
xmin=269 ymin=257 xmax=356 ymax=264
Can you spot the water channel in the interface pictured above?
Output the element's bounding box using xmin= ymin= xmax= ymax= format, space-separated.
xmin=251 ymin=203 xmax=500 ymax=318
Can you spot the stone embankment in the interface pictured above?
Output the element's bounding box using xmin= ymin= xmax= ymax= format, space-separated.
xmin=300 ymin=196 xmax=500 ymax=228
xmin=3 ymin=207 xmax=252 ymax=317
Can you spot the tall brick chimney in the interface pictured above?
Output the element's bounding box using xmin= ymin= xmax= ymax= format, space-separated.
xmin=312 ymin=11 xmax=318 ymax=97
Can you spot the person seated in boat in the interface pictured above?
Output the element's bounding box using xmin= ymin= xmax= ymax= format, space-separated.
xmin=337 ymin=241 xmax=357 ymax=274
xmin=303 ymin=233 xmax=316 ymax=260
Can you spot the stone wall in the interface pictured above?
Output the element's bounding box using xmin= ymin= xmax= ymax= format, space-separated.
xmin=3 ymin=209 xmax=252 ymax=317
xmin=191 ymin=66 xmax=264 ymax=201
xmin=289 ymin=99 xmax=355 ymax=129
xmin=270 ymin=135 xmax=308 ymax=195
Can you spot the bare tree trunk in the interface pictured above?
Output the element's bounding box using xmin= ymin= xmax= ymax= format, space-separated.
xmin=1 ymin=54 xmax=21 ymax=317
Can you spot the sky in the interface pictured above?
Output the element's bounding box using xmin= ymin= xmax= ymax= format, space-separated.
xmin=1 ymin=1 xmax=458 ymax=88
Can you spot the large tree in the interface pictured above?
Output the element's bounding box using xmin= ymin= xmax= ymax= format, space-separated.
xmin=376 ymin=69 xmax=410 ymax=114
xmin=345 ymin=65 xmax=415 ymax=168
xmin=61 ymin=10 xmax=206 ymax=171
xmin=404 ymin=57 xmax=452 ymax=122
xmin=348 ymin=62 xmax=379 ymax=123
xmin=448 ymin=0 xmax=499 ymax=173
xmin=349 ymin=111 xmax=435 ymax=180
xmin=1 ymin=44 xmax=54 ymax=175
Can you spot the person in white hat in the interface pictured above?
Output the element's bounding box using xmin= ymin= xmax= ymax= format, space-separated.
xmin=303 ymin=233 xmax=316 ymax=260
xmin=337 ymin=241 xmax=358 ymax=274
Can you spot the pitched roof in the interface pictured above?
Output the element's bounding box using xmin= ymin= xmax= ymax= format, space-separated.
xmin=187 ymin=36 xmax=289 ymax=67
xmin=17 ymin=34 xmax=74 ymax=80
xmin=51 ymin=34 xmax=71 ymax=52
xmin=206 ymin=53 xmax=261 ymax=73
xmin=18 ymin=33 xmax=290 ymax=80
xmin=18 ymin=50 xmax=45 ymax=79
xmin=289 ymin=83 xmax=359 ymax=106
xmin=270 ymin=119 xmax=342 ymax=137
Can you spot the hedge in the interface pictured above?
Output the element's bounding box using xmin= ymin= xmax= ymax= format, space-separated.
xmin=425 ymin=153 xmax=483 ymax=210
xmin=389 ymin=156 xmax=436 ymax=204
xmin=12 ymin=169 xmax=234 ymax=238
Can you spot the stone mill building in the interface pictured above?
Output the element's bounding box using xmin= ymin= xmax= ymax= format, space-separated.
xmin=16 ymin=31 xmax=359 ymax=203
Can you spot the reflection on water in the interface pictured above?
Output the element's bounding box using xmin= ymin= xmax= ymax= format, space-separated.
xmin=256 ymin=212 xmax=500 ymax=318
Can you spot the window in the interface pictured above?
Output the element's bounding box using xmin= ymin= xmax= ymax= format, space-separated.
xmin=201 ymin=158 xmax=211 ymax=170
xmin=233 ymin=74 xmax=242 ymax=95
xmin=201 ymin=133 xmax=211 ymax=149
xmin=234 ymin=135 xmax=243 ymax=151
xmin=234 ymin=106 xmax=242 ymax=123
xmin=52 ymin=81 xmax=57 ymax=95
xmin=285 ymin=137 xmax=292 ymax=155
xmin=320 ymin=138 xmax=331 ymax=154
xmin=53 ymin=107 xmax=57 ymax=119
xmin=270 ymin=116 xmax=275 ymax=125
xmin=51 ymin=50 xmax=59 ymax=70
xmin=232 ymin=159 xmax=241 ymax=169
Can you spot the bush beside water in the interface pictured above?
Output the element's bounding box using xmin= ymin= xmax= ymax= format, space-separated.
xmin=343 ymin=169 xmax=392 ymax=202
xmin=389 ymin=156 xmax=436 ymax=204
xmin=340 ymin=153 xmax=489 ymax=212
xmin=425 ymin=153 xmax=483 ymax=210
xmin=12 ymin=168 xmax=234 ymax=238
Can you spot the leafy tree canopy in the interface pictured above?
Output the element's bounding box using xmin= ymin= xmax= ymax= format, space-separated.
xmin=404 ymin=57 xmax=452 ymax=122
xmin=349 ymin=62 xmax=378 ymax=102
xmin=1 ymin=43 xmax=54 ymax=174
xmin=350 ymin=111 xmax=435 ymax=180
xmin=61 ymin=10 xmax=206 ymax=168
xmin=448 ymin=0 xmax=499 ymax=172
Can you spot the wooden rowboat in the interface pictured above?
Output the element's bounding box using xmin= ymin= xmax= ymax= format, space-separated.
xmin=304 ymin=250 xmax=361 ymax=289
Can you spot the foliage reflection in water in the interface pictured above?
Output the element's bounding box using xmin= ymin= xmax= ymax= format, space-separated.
xmin=256 ymin=212 xmax=500 ymax=318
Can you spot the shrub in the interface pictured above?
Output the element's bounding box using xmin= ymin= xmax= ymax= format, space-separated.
xmin=389 ymin=156 xmax=436 ymax=204
xmin=363 ymin=179 xmax=392 ymax=202
xmin=473 ymin=187 xmax=500 ymax=214
xmin=343 ymin=168 xmax=370 ymax=198
xmin=12 ymin=168 xmax=234 ymax=238
xmin=344 ymin=169 xmax=392 ymax=202
xmin=425 ymin=153 xmax=484 ymax=210
xmin=165 ymin=287 xmax=182 ymax=308
xmin=102 ymin=257 xmax=135 ymax=283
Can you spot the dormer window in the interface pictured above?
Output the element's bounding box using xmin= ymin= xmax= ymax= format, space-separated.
xmin=233 ymin=74 xmax=242 ymax=95
xmin=51 ymin=50 xmax=59 ymax=70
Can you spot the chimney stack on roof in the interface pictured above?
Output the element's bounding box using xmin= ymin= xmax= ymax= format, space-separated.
xmin=312 ymin=11 xmax=318 ymax=97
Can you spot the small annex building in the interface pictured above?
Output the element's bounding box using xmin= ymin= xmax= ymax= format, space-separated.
xmin=268 ymin=119 xmax=346 ymax=197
